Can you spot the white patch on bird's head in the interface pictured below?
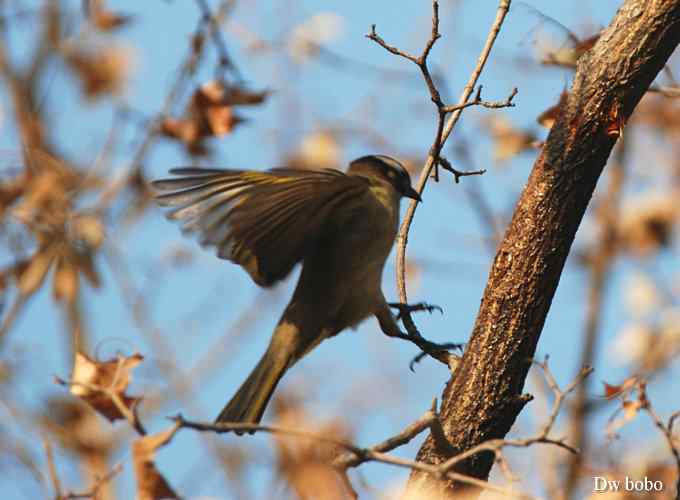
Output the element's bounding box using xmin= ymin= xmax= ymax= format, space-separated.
xmin=348 ymin=154 xmax=420 ymax=202
xmin=348 ymin=155 xmax=408 ymax=183
xmin=373 ymin=154 xmax=408 ymax=177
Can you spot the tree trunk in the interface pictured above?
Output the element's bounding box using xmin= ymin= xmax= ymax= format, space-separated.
xmin=406 ymin=0 xmax=680 ymax=497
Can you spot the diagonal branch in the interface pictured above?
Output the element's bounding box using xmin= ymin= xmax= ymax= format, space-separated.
xmin=405 ymin=0 xmax=680 ymax=497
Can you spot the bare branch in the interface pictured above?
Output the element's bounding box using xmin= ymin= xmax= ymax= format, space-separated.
xmin=175 ymin=361 xmax=587 ymax=499
xmin=334 ymin=408 xmax=438 ymax=469
xmin=366 ymin=25 xmax=420 ymax=64
xmin=41 ymin=435 xmax=63 ymax=499
xmin=639 ymin=383 xmax=680 ymax=500
xmin=384 ymin=0 xmax=512 ymax=308
xmin=367 ymin=0 xmax=513 ymax=365
xmin=438 ymin=157 xmax=487 ymax=184
xmin=441 ymin=86 xmax=518 ymax=113
xmin=407 ymin=1 xmax=680 ymax=494
xmin=174 ymin=409 xmax=536 ymax=499
xmin=59 ymin=464 xmax=123 ymax=500
xmin=194 ymin=0 xmax=241 ymax=79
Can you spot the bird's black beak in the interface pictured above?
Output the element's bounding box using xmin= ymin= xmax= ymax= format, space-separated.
xmin=403 ymin=186 xmax=422 ymax=202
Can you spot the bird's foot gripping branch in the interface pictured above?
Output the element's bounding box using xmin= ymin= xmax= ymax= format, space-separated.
xmin=387 ymin=302 xmax=463 ymax=371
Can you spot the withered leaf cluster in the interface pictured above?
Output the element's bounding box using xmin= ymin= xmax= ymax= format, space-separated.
xmin=1 ymin=149 xmax=104 ymax=306
xmin=484 ymin=115 xmax=539 ymax=163
xmin=85 ymin=0 xmax=134 ymax=32
xmin=132 ymin=425 xmax=180 ymax=500
xmin=161 ymin=80 xmax=269 ymax=155
xmin=65 ymin=46 xmax=132 ymax=100
xmin=64 ymin=351 xmax=143 ymax=422
xmin=272 ymin=396 xmax=352 ymax=500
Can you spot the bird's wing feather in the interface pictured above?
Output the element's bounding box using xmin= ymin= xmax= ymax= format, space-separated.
xmin=152 ymin=167 xmax=368 ymax=287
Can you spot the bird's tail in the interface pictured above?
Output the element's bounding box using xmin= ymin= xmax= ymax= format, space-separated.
xmin=215 ymin=334 xmax=293 ymax=425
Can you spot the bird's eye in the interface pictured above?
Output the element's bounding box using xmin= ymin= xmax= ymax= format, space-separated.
xmin=386 ymin=169 xmax=396 ymax=179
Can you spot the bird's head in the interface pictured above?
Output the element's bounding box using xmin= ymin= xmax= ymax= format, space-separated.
xmin=347 ymin=155 xmax=421 ymax=202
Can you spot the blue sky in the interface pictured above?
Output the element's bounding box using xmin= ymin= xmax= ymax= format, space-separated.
xmin=1 ymin=1 xmax=679 ymax=499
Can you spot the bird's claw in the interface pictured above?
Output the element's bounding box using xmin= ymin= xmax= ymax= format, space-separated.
xmin=408 ymin=341 xmax=463 ymax=372
xmin=385 ymin=301 xmax=461 ymax=371
xmin=388 ymin=301 xmax=443 ymax=321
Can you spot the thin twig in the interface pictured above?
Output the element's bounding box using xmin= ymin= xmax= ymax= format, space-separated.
xmin=368 ymin=0 xmax=513 ymax=310
xmin=438 ymin=156 xmax=487 ymax=184
xmin=441 ymin=85 xmax=518 ymax=113
xmin=366 ymin=0 xmax=513 ymax=366
xmin=639 ymin=383 xmax=680 ymax=500
xmin=194 ymin=0 xmax=241 ymax=80
xmin=334 ymin=408 xmax=438 ymax=468
xmin=175 ymin=361 xmax=587 ymax=499
xmin=59 ymin=463 xmax=123 ymax=500
xmin=41 ymin=435 xmax=63 ymax=499
xmin=173 ymin=412 xmax=535 ymax=498
xmin=93 ymin=10 xmax=212 ymax=214
xmin=0 ymin=294 xmax=27 ymax=346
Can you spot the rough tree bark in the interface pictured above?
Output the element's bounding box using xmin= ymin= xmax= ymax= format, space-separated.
xmin=406 ymin=0 xmax=680 ymax=497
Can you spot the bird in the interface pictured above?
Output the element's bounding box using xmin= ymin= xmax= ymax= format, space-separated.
xmin=152 ymin=155 xmax=422 ymax=426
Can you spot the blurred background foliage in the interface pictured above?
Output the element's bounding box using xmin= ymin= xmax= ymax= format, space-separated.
xmin=0 ymin=0 xmax=679 ymax=498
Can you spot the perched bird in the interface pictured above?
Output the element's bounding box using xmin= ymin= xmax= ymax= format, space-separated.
xmin=152 ymin=155 xmax=421 ymax=425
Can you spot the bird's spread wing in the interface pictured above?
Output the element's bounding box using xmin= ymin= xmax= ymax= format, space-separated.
xmin=152 ymin=167 xmax=368 ymax=287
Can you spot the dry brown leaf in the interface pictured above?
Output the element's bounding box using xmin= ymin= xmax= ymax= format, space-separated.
xmin=11 ymin=170 xmax=71 ymax=229
xmin=132 ymin=424 xmax=180 ymax=500
xmin=540 ymin=33 xmax=600 ymax=68
xmin=203 ymin=105 xmax=244 ymax=137
xmin=120 ymin=168 xmax=155 ymax=222
xmin=66 ymin=46 xmax=132 ymax=99
xmin=191 ymin=82 xmax=249 ymax=138
xmin=603 ymin=382 xmax=623 ymax=399
xmin=537 ymin=90 xmax=568 ymax=129
xmin=18 ymin=245 xmax=56 ymax=296
xmin=485 ymin=116 xmax=539 ymax=163
xmin=68 ymin=351 xmax=143 ymax=422
xmin=633 ymin=94 xmax=680 ymax=137
xmin=0 ymin=173 xmax=26 ymax=219
xmin=405 ymin=259 xmax=422 ymax=296
xmin=70 ymin=214 xmax=105 ymax=250
xmin=606 ymin=102 xmax=625 ymax=138
xmin=622 ymin=399 xmax=642 ymax=420
xmin=197 ymin=80 xmax=268 ymax=106
xmin=618 ymin=192 xmax=678 ymax=256
xmin=53 ymin=254 xmax=79 ymax=303
xmin=272 ymin=395 xmax=351 ymax=500
xmin=161 ymin=81 xmax=263 ymax=154
xmin=609 ymin=324 xmax=653 ymax=366
xmin=624 ymin=273 xmax=661 ymax=318
xmin=602 ymin=376 xmax=638 ymax=399
xmin=89 ymin=1 xmax=133 ymax=32
xmin=159 ymin=118 xmax=210 ymax=156
xmin=73 ymin=252 xmax=101 ymax=288
xmin=288 ymin=13 xmax=345 ymax=63
xmin=288 ymin=130 xmax=341 ymax=170
xmin=44 ymin=397 xmax=115 ymax=458
xmin=2 ymin=150 xmax=103 ymax=305
xmin=160 ymin=117 xmax=200 ymax=144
